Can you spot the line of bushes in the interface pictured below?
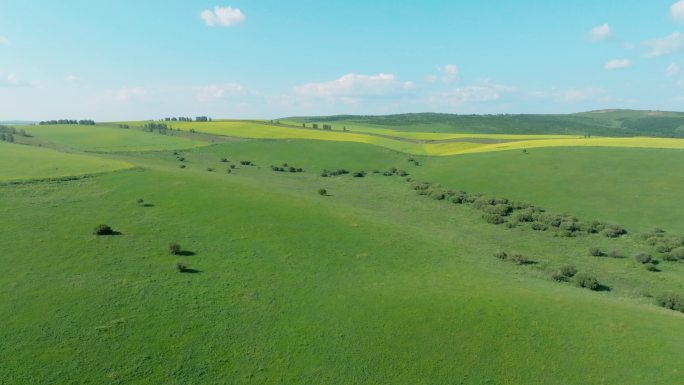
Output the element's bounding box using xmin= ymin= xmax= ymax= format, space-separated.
xmin=410 ymin=181 xmax=627 ymax=238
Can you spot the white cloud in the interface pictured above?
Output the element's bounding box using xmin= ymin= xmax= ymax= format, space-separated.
xmin=667 ymin=63 xmax=681 ymax=76
xmin=65 ymin=75 xmax=79 ymax=82
xmin=645 ymin=32 xmax=683 ymax=57
xmin=294 ymin=73 xmax=414 ymax=100
xmin=671 ymin=1 xmax=684 ymax=22
xmin=0 ymin=72 xmax=24 ymax=87
xmin=554 ymin=88 xmax=607 ymax=102
xmin=201 ymin=6 xmax=245 ymax=27
xmin=106 ymin=87 xmax=147 ymax=102
xmin=605 ymin=59 xmax=631 ymax=70
xmin=591 ymin=24 xmax=613 ymax=41
xmin=0 ymin=36 xmax=9 ymax=46
xmin=428 ymin=81 xmax=514 ymax=106
xmin=194 ymin=83 xmax=247 ymax=101
xmin=440 ymin=64 xmax=458 ymax=83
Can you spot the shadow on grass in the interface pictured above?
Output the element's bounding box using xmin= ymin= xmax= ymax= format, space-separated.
xmin=594 ymin=284 xmax=611 ymax=292
xmin=177 ymin=250 xmax=196 ymax=256
xmin=142 ymin=203 xmax=155 ymax=208
xmin=180 ymin=268 xmax=202 ymax=274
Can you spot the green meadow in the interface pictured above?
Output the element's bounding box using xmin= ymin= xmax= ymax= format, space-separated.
xmin=0 ymin=141 xmax=132 ymax=182
xmin=20 ymin=124 xmax=208 ymax=152
xmin=2 ymin=119 xmax=684 ymax=384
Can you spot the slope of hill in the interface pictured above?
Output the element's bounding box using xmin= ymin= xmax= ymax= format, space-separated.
xmin=285 ymin=109 xmax=684 ymax=137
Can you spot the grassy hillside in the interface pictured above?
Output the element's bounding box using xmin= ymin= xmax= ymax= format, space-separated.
xmin=2 ymin=138 xmax=684 ymax=384
xmin=126 ymin=119 xmax=684 ymax=156
xmin=412 ymin=147 xmax=684 ymax=232
xmin=18 ymin=124 xmax=208 ymax=152
xmin=286 ymin=109 xmax=684 ymax=137
xmin=0 ymin=141 xmax=132 ymax=182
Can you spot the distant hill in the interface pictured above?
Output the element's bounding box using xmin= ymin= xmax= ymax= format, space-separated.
xmin=284 ymin=110 xmax=684 ymax=137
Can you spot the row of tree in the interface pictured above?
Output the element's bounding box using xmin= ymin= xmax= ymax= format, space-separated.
xmin=162 ymin=116 xmax=211 ymax=122
xmin=39 ymin=119 xmax=95 ymax=125
xmin=0 ymin=125 xmax=30 ymax=142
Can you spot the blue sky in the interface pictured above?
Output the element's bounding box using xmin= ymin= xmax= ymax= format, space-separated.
xmin=2 ymin=0 xmax=684 ymax=120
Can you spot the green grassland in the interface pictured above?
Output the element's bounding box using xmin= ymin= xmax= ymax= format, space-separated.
xmin=0 ymin=141 xmax=133 ymax=182
xmin=2 ymin=135 xmax=684 ymax=384
xmin=18 ymin=124 xmax=208 ymax=152
xmin=411 ymin=147 xmax=684 ymax=233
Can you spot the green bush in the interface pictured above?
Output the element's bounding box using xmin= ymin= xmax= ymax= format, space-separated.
xmin=175 ymin=261 xmax=188 ymax=273
xmin=559 ymin=265 xmax=578 ymax=278
xmin=601 ymin=225 xmax=627 ymax=238
xmin=588 ymin=247 xmax=604 ymax=257
xmin=635 ymin=253 xmax=652 ymax=264
xmin=530 ymin=222 xmax=548 ymax=231
xmin=574 ymin=273 xmax=600 ymax=290
xmin=656 ymin=292 xmax=684 ymax=312
xmin=93 ymin=224 xmax=114 ymax=236
xmin=510 ymin=253 xmax=528 ymax=265
xmin=168 ymin=242 xmax=182 ymax=256
xmin=483 ymin=214 xmax=505 ymax=225
xmin=179 ymin=164 xmax=186 ymax=169
xmin=644 ymin=263 xmax=659 ymax=272
xmin=552 ymin=265 xmax=577 ymax=282
xmin=494 ymin=251 xmax=508 ymax=260
xmin=607 ymin=250 xmax=622 ymax=258
xmin=136 ymin=198 xmax=144 ymax=205
xmin=317 ymin=188 xmax=327 ymax=196
xmin=353 ymin=171 xmax=366 ymax=178
xmin=220 ymin=157 xmax=228 ymax=163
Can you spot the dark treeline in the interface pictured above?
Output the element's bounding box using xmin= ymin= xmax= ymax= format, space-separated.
xmin=163 ymin=116 xmax=211 ymax=122
xmin=39 ymin=119 xmax=95 ymax=125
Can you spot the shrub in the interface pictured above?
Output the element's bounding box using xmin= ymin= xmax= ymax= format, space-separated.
xmin=178 ymin=157 xmax=185 ymax=162
xmin=240 ymin=160 xmax=253 ymax=166
xmin=583 ymin=220 xmax=606 ymax=234
xmin=531 ymin=222 xmax=548 ymax=231
xmin=168 ymin=242 xmax=182 ymax=255
xmin=607 ymin=250 xmax=622 ymax=258
xmin=672 ymin=247 xmax=684 ymax=260
xmin=662 ymin=253 xmax=678 ymax=262
xmin=510 ymin=253 xmax=528 ymax=265
xmin=207 ymin=167 xmax=214 ymax=172
xmin=635 ymin=253 xmax=652 ymax=264
xmin=296 ymin=168 xmax=303 ymax=173
xmin=226 ymin=169 xmax=232 ymax=174
xmin=574 ymin=273 xmax=600 ymax=290
xmin=559 ymin=265 xmax=578 ymax=278
xmin=483 ymin=214 xmax=505 ymax=225
xmin=93 ymin=224 xmax=114 ymax=236
xmin=175 ymin=261 xmax=188 ymax=273
xmin=136 ymin=198 xmax=144 ymax=205
xmin=494 ymin=251 xmax=508 ymax=260
xmin=220 ymin=157 xmax=228 ymax=163
xmin=397 ymin=170 xmax=409 ymax=177
xmin=317 ymin=188 xmax=327 ymax=196
xmin=179 ymin=164 xmax=186 ymax=169
xmin=588 ymin=247 xmax=604 ymax=257
xmin=644 ymin=263 xmax=659 ymax=272
xmin=230 ymin=164 xmax=236 ymax=169
xmin=552 ymin=265 xmax=578 ymax=282
xmin=353 ymin=171 xmax=366 ymax=178
xmin=656 ymin=292 xmax=684 ymax=312
xmin=601 ymin=225 xmax=627 ymax=238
